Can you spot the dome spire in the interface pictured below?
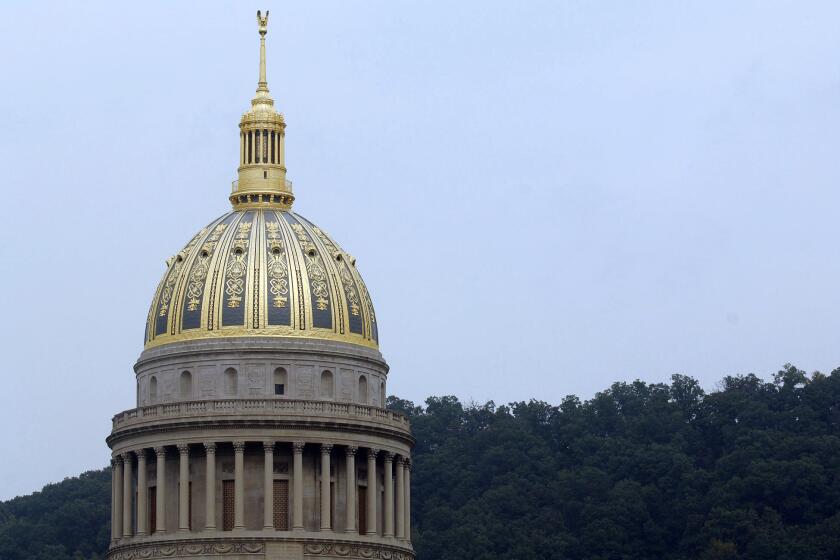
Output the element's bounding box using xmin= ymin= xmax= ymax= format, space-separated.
xmin=254 ymin=10 xmax=271 ymax=105
xmin=231 ymin=10 xmax=293 ymax=210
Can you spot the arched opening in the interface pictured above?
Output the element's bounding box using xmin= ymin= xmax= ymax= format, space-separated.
xmin=358 ymin=375 xmax=368 ymax=404
xmin=274 ymin=367 xmax=287 ymax=396
xmin=150 ymin=376 xmax=158 ymax=404
xmin=320 ymin=370 xmax=334 ymax=399
xmin=379 ymin=381 xmax=385 ymax=407
xmin=180 ymin=371 xmax=193 ymax=399
xmin=224 ymin=368 xmax=238 ymax=396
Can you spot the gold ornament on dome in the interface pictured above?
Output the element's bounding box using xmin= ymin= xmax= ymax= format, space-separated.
xmin=291 ymin=222 xmax=330 ymax=312
xmin=313 ymin=226 xmax=362 ymax=317
xmin=266 ymin=221 xmax=290 ymax=308
xmin=186 ymin=224 xmax=228 ymax=311
xmin=224 ymin=221 xmax=252 ymax=309
xmin=157 ymin=229 xmax=204 ymax=318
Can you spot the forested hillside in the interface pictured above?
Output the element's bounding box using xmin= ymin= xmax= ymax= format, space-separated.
xmin=0 ymin=468 xmax=110 ymax=559
xmin=2 ymin=365 xmax=839 ymax=559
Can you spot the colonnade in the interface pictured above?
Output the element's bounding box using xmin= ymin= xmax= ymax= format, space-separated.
xmin=110 ymin=441 xmax=411 ymax=544
xmin=240 ymin=129 xmax=284 ymax=166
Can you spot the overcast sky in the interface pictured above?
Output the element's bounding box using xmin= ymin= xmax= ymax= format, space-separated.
xmin=1 ymin=1 xmax=839 ymax=499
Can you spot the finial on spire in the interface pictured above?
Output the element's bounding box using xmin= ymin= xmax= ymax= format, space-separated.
xmin=257 ymin=10 xmax=269 ymax=35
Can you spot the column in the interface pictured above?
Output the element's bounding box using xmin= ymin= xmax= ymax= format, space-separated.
xmin=345 ymin=446 xmax=357 ymax=533
xmin=395 ymin=456 xmax=405 ymax=539
xmin=279 ymin=130 xmax=285 ymax=169
xmin=136 ymin=450 xmax=148 ymax=536
xmin=154 ymin=447 xmax=166 ymax=533
xmin=178 ymin=444 xmax=190 ymax=532
xmin=292 ymin=442 xmax=304 ymax=531
xmin=383 ymin=452 xmax=394 ymax=537
xmin=320 ymin=444 xmax=333 ymax=531
xmin=263 ymin=441 xmax=274 ymax=530
xmin=110 ymin=459 xmax=116 ymax=542
xmin=365 ymin=448 xmax=378 ymax=535
xmin=404 ymin=459 xmax=412 ymax=542
xmin=204 ymin=443 xmax=216 ymax=531
xmin=122 ymin=452 xmax=133 ymax=538
xmin=233 ymin=441 xmax=245 ymax=530
xmin=113 ymin=457 xmax=123 ymax=541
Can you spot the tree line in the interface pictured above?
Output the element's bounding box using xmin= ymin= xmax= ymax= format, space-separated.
xmin=2 ymin=364 xmax=839 ymax=559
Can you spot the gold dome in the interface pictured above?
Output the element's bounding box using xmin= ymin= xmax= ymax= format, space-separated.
xmin=144 ymin=209 xmax=378 ymax=350
xmin=144 ymin=13 xmax=378 ymax=351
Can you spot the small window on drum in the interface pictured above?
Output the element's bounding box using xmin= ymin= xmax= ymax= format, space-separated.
xmin=274 ymin=367 xmax=287 ymax=396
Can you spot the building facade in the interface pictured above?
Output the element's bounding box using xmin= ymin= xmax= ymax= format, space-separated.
xmin=106 ymin=12 xmax=414 ymax=560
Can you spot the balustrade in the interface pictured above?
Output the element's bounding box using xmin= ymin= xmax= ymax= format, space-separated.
xmin=111 ymin=398 xmax=410 ymax=432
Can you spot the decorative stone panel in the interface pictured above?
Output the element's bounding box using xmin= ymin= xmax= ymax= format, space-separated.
xmin=108 ymin=541 xmax=264 ymax=559
xmin=303 ymin=543 xmax=414 ymax=559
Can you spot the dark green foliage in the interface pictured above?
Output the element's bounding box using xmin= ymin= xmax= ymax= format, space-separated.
xmin=3 ymin=365 xmax=839 ymax=559
xmin=0 ymin=468 xmax=111 ymax=560
xmin=390 ymin=365 xmax=840 ymax=559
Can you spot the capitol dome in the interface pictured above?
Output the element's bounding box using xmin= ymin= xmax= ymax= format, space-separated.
xmin=143 ymin=13 xmax=378 ymax=353
xmin=145 ymin=209 xmax=379 ymax=351
xmin=108 ymin=15 xmax=414 ymax=560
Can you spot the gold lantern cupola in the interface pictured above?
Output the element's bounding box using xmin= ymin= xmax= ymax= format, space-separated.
xmin=231 ymin=10 xmax=293 ymax=210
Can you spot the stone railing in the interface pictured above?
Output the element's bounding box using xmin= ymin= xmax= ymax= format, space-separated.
xmin=112 ymin=398 xmax=410 ymax=432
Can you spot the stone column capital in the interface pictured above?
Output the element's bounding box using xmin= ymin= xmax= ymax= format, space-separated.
xmin=320 ymin=443 xmax=334 ymax=455
xmin=204 ymin=442 xmax=217 ymax=454
xmin=382 ymin=451 xmax=394 ymax=463
xmin=113 ymin=455 xmax=123 ymax=465
xmin=177 ymin=443 xmax=190 ymax=455
xmin=293 ymin=441 xmax=305 ymax=454
xmin=154 ymin=446 xmax=167 ymax=457
xmin=136 ymin=449 xmax=147 ymax=461
xmin=367 ymin=448 xmax=379 ymax=460
xmin=345 ymin=445 xmax=358 ymax=457
xmin=263 ymin=441 xmax=275 ymax=453
xmin=233 ymin=441 xmax=246 ymax=453
xmin=120 ymin=452 xmax=133 ymax=463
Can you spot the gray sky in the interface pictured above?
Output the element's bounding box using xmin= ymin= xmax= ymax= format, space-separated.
xmin=1 ymin=1 xmax=839 ymax=500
